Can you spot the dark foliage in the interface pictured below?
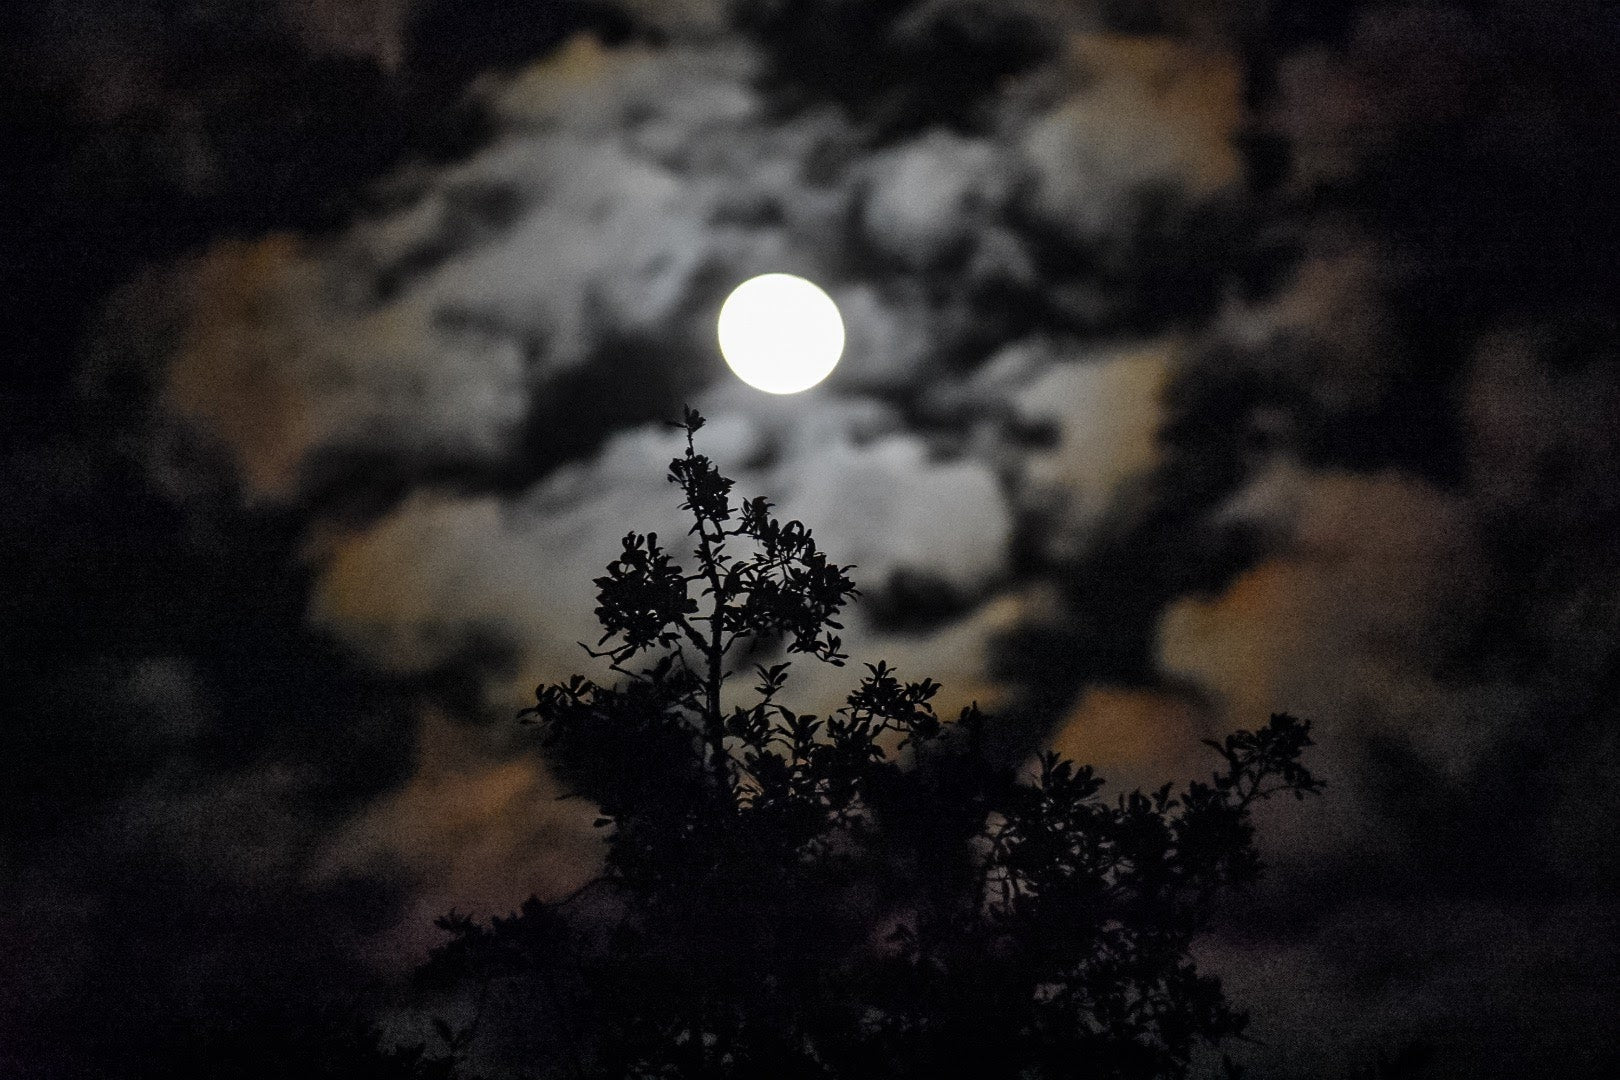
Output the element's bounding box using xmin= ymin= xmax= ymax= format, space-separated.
xmin=426 ymin=408 xmax=1321 ymax=1078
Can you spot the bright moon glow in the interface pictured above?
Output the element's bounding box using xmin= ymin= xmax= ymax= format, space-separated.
xmin=718 ymin=273 xmax=844 ymax=394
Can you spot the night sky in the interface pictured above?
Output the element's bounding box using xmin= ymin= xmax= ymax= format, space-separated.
xmin=3 ymin=1 xmax=1618 ymax=1077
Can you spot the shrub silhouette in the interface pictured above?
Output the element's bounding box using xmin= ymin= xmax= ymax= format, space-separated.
xmin=425 ymin=408 xmax=1321 ymax=1079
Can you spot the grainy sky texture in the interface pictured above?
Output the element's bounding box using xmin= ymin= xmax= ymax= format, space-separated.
xmin=2 ymin=2 xmax=1617 ymax=1077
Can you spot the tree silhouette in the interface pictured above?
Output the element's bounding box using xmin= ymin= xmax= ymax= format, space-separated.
xmin=424 ymin=408 xmax=1321 ymax=1079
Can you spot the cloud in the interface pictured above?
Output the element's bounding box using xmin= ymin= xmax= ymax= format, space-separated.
xmin=160 ymin=236 xmax=535 ymax=501
xmin=1159 ymin=466 xmax=1491 ymax=849
xmin=319 ymin=706 xmax=603 ymax=964
xmin=1020 ymin=34 xmax=1242 ymax=241
xmin=307 ymin=388 xmax=1017 ymax=696
xmin=124 ymin=12 xmax=1252 ymax=514
xmin=1013 ymin=340 xmax=1173 ymax=553
xmin=858 ymin=131 xmax=1022 ymax=269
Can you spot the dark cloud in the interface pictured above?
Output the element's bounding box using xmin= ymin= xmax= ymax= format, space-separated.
xmin=0 ymin=438 xmax=422 ymax=1075
xmin=739 ymin=0 xmax=1063 ymax=141
xmin=408 ymin=0 xmax=635 ymax=85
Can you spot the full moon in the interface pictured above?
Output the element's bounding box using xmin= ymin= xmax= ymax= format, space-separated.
xmin=717 ymin=273 xmax=844 ymax=394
